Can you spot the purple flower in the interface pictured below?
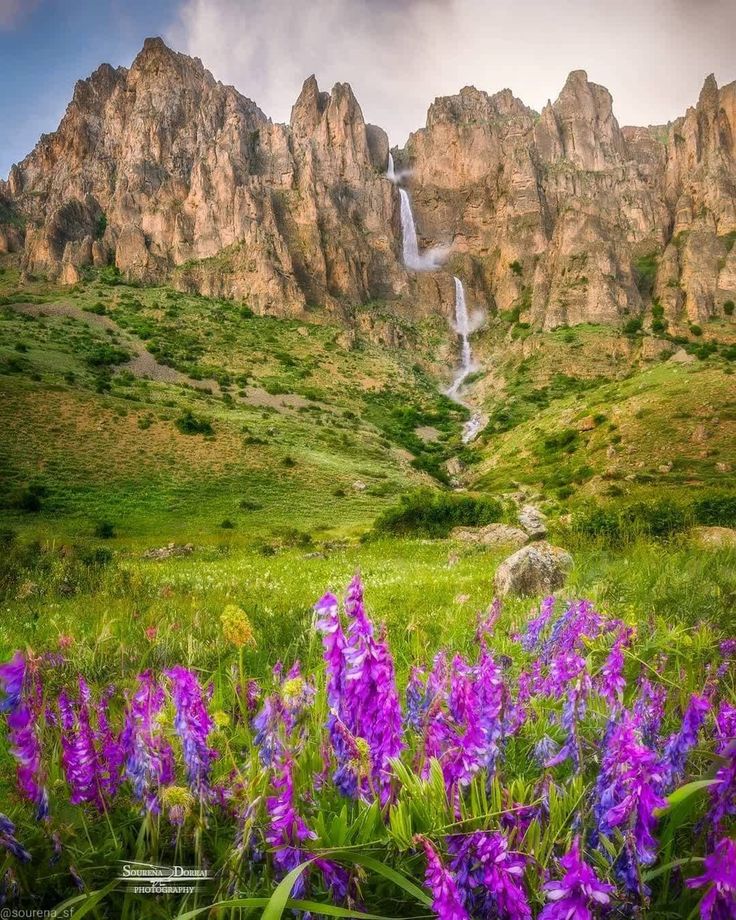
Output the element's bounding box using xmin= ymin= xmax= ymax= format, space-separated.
xmin=449 ymin=830 xmax=530 ymax=919
xmin=594 ymin=712 xmax=666 ymax=874
xmin=121 ymin=672 xmax=174 ymax=812
xmin=406 ymin=666 xmax=429 ymax=731
xmin=521 ymin=596 xmax=556 ymax=652
xmin=0 ymin=816 xmax=31 ymax=864
xmin=598 ymin=628 xmax=631 ymax=708
xmin=540 ymin=836 xmax=615 ymax=920
xmin=633 ymin=678 xmax=667 ymax=745
xmin=58 ymin=681 xmax=103 ymax=808
xmin=0 ymin=653 xmax=25 ymax=713
xmin=687 ymin=837 xmax=736 ymax=920
xmin=314 ymin=592 xmax=346 ymax=714
xmin=6 ymin=703 xmax=47 ymax=819
xmin=265 ymin=755 xmax=315 ymax=898
xmin=418 ymin=837 xmax=469 ymax=920
xmin=660 ymin=693 xmax=710 ymax=791
xmin=166 ymin=666 xmax=217 ymax=798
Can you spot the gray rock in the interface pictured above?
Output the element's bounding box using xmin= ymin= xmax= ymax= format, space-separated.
xmin=494 ymin=542 xmax=573 ymax=597
xmin=669 ymin=348 xmax=696 ymax=364
xmin=691 ymin=526 xmax=736 ymax=549
xmin=142 ymin=543 xmax=194 ymax=561
xmin=452 ymin=523 xmax=529 ymax=549
xmin=518 ymin=504 xmax=548 ymax=539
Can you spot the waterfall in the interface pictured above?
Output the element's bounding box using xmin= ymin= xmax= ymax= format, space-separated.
xmin=446 ymin=276 xmax=484 ymax=443
xmin=386 ymin=152 xmax=397 ymax=183
xmin=399 ymin=188 xmax=447 ymax=271
xmin=447 ymin=276 xmax=474 ymax=399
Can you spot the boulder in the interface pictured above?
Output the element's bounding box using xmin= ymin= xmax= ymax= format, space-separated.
xmin=518 ymin=504 xmax=548 ymax=539
xmin=142 ymin=543 xmax=194 ymax=561
xmin=691 ymin=526 xmax=736 ymax=549
xmin=669 ymin=348 xmax=696 ymax=364
xmin=452 ymin=524 xmax=528 ymax=549
xmin=494 ymin=542 xmax=573 ymax=597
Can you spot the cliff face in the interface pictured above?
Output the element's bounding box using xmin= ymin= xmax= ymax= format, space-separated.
xmin=405 ymin=70 xmax=736 ymax=328
xmin=2 ymin=38 xmax=735 ymax=330
xmin=1 ymin=38 xmax=402 ymax=316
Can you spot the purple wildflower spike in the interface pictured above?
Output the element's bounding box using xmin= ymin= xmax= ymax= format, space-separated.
xmin=0 ymin=816 xmax=31 ymax=864
xmin=449 ymin=830 xmax=530 ymax=918
xmin=540 ymin=836 xmax=615 ymax=919
xmin=121 ymin=672 xmax=174 ymax=812
xmin=660 ymin=693 xmax=710 ymax=791
xmin=7 ymin=702 xmax=47 ymax=818
xmin=594 ymin=712 xmax=666 ymax=871
xmin=265 ymin=755 xmax=315 ymax=898
xmin=0 ymin=653 xmax=25 ymax=713
xmin=58 ymin=684 xmax=103 ymax=808
xmin=418 ymin=837 xmax=469 ymax=920
xmin=166 ymin=666 xmax=217 ymax=798
xmin=521 ymin=596 xmax=556 ymax=652
xmin=687 ymin=837 xmax=736 ymax=920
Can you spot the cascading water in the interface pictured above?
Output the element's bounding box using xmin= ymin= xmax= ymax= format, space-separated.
xmin=385 ymin=154 xmax=482 ymax=442
xmin=446 ymin=276 xmax=484 ymax=443
xmin=399 ymin=188 xmax=447 ymax=271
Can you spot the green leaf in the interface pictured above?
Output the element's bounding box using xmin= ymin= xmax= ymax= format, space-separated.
xmin=55 ymin=880 xmax=120 ymax=918
xmin=643 ymin=856 xmax=704 ymax=882
xmin=262 ymin=857 xmax=318 ymax=920
xmin=334 ymin=851 xmax=431 ymax=907
xmin=660 ymin=779 xmax=718 ymax=813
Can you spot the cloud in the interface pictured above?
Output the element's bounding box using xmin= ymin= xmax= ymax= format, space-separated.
xmin=0 ymin=0 xmax=40 ymax=30
xmin=167 ymin=0 xmax=736 ymax=144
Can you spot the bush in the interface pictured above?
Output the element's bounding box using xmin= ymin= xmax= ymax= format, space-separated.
xmin=17 ymin=487 xmax=43 ymax=513
xmin=692 ymin=492 xmax=736 ymax=527
xmin=573 ymin=498 xmax=692 ymax=543
xmin=623 ymin=317 xmax=643 ymax=335
xmin=94 ymin=521 xmax=116 ymax=539
xmin=724 ymin=300 xmax=735 ymax=316
xmin=689 ymin=324 xmax=703 ymax=337
xmin=509 ymin=260 xmax=523 ymax=276
xmin=373 ymin=488 xmax=503 ymax=538
xmin=220 ymin=519 xmax=235 ymax=529
xmin=175 ymin=410 xmax=214 ymax=436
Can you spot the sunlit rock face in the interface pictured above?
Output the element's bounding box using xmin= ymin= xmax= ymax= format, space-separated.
xmin=2 ymin=37 xmax=735 ymax=329
xmin=404 ymin=71 xmax=736 ymax=327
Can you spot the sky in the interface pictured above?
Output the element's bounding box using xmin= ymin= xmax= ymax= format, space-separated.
xmin=2 ymin=0 xmax=736 ymax=178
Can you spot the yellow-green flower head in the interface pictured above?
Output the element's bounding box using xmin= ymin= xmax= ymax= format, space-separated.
xmin=213 ymin=709 xmax=231 ymax=729
xmin=221 ymin=605 xmax=256 ymax=648
xmin=282 ymin=677 xmax=305 ymax=703
xmin=161 ymin=786 xmax=194 ymax=825
xmin=351 ymin=736 xmax=372 ymax=775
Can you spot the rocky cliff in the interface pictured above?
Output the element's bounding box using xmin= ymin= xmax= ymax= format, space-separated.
xmin=404 ymin=70 xmax=736 ymax=328
xmin=2 ymin=38 xmax=735 ymax=330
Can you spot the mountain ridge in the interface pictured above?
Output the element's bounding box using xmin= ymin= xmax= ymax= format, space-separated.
xmin=2 ymin=37 xmax=735 ymax=332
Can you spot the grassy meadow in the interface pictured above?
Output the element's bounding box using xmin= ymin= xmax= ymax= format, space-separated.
xmin=0 ymin=254 xmax=735 ymax=916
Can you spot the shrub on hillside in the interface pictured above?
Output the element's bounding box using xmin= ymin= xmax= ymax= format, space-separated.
xmin=692 ymin=492 xmax=736 ymax=527
xmin=373 ymin=488 xmax=503 ymax=537
xmin=572 ymin=498 xmax=692 ymax=543
xmin=175 ymin=410 xmax=214 ymax=436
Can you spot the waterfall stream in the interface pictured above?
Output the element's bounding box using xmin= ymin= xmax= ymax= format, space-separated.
xmin=388 ymin=155 xmax=483 ymax=443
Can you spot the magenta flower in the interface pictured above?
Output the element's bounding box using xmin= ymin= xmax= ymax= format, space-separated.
xmin=166 ymin=666 xmax=217 ymax=797
xmin=121 ymin=672 xmax=174 ymax=812
xmin=594 ymin=712 xmax=666 ymax=868
xmin=540 ymin=836 xmax=615 ymax=920
xmin=687 ymin=837 xmax=736 ymax=919
xmin=265 ymin=755 xmax=315 ymax=897
xmin=449 ymin=830 xmax=530 ymax=918
xmin=418 ymin=837 xmax=469 ymax=920
xmin=58 ymin=682 xmax=103 ymax=808
xmin=521 ymin=596 xmax=556 ymax=652
xmin=659 ymin=693 xmax=710 ymax=791
xmin=598 ymin=628 xmax=631 ymax=708
xmin=0 ymin=652 xmax=26 ymax=713
xmin=7 ymin=702 xmax=47 ymax=819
